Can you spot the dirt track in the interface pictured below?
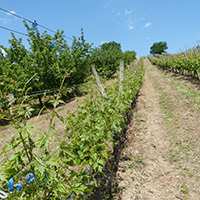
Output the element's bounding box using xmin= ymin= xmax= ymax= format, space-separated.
xmin=115 ymin=59 xmax=200 ymax=200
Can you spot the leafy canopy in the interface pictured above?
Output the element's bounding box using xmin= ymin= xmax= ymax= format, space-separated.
xmin=150 ymin=41 xmax=168 ymax=56
xmin=89 ymin=41 xmax=136 ymax=78
xmin=0 ymin=22 xmax=92 ymax=100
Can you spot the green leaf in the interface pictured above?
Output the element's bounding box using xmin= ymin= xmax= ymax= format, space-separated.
xmin=93 ymin=178 xmax=99 ymax=187
xmin=61 ymin=146 xmax=74 ymax=158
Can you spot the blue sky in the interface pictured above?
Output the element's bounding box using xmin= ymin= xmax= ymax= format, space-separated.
xmin=0 ymin=0 xmax=200 ymax=57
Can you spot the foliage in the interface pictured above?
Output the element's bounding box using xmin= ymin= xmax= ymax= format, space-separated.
xmin=89 ymin=41 xmax=123 ymax=78
xmin=89 ymin=42 xmax=136 ymax=78
xmin=122 ymin=50 xmax=137 ymax=65
xmin=0 ymin=25 xmax=137 ymax=105
xmin=101 ymin=41 xmax=121 ymax=51
xmin=69 ymin=29 xmax=93 ymax=84
xmin=0 ymin=22 xmax=92 ymax=105
xmin=148 ymin=50 xmax=200 ymax=79
xmin=0 ymin=63 xmax=144 ymax=199
xmin=0 ymin=22 xmax=140 ymax=198
xmin=150 ymin=41 xmax=168 ymax=56
xmin=0 ymin=34 xmax=28 ymax=96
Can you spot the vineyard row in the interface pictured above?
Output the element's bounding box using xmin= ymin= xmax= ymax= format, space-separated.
xmin=0 ymin=60 xmax=144 ymax=199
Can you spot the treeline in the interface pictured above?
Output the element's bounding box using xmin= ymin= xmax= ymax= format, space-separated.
xmin=0 ymin=21 xmax=136 ymax=100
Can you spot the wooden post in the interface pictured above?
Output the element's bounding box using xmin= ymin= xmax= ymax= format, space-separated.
xmin=186 ymin=44 xmax=190 ymax=52
xmin=196 ymin=41 xmax=200 ymax=54
xmin=90 ymin=65 xmax=107 ymax=97
xmin=7 ymin=93 xmax=15 ymax=115
xmin=184 ymin=46 xmax=188 ymax=53
xmin=192 ymin=43 xmax=197 ymax=57
xmin=134 ymin=64 xmax=137 ymax=73
xmin=180 ymin=48 xmax=188 ymax=63
xmin=119 ymin=60 xmax=124 ymax=92
xmin=193 ymin=42 xmax=198 ymax=56
xmin=183 ymin=52 xmax=188 ymax=63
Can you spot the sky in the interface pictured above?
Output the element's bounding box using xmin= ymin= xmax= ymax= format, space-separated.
xmin=0 ymin=0 xmax=200 ymax=57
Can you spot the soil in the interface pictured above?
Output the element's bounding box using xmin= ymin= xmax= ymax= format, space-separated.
xmin=115 ymin=59 xmax=200 ymax=200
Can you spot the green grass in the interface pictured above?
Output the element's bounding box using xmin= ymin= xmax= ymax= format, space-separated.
xmin=154 ymin=67 xmax=200 ymax=109
xmin=147 ymin=70 xmax=195 ymax=165
xmin=128 ymin=162 xmax=136 ymax=169
xmin=180 ymin=184 xmax=189 ymax=195
xmin=147 ymin=67 xmax=200 ymax=188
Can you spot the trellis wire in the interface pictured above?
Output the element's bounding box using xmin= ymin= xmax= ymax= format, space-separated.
xmin=0 ymin=98 xmax=111 ymax=191
xmin=0 ymin=81 xmax=96 ymax=105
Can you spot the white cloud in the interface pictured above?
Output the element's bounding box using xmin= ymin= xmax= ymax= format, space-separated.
xmin=146 ymin=36 xmax=150 ymax=40
xmin=108 ymin=6 xmax=137 ymax=31
xmin=124 ymin=9 xmax=133 ymax=15
xmin=126 ymin=18 xmax=134 ymax=30
xmin=129 ymin=25 xmax=134 ymax=30
xmin=5 ymin=10 xmax=17 ymax=20
xmin=6 ymin=10 xmax=16 ymax=15
xmin=142 ymin=22 xmax=152 ymax=29
xmin=145 ymin=22 xmax=151 ymax=27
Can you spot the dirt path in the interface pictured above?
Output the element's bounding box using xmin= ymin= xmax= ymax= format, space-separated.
xmin=115 ymin=59 xmax=200 ymax=200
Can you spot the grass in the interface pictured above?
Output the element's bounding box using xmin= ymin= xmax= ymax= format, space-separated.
xmin=151 ymin=85 xmax=189 ymax=164
xmin=154 ymin=66 xmax=200 ymax=109
xmin=168 ymin=78 xmax=200 ymax=107
xmin=146 ymin=65 xmax=200 ymax=197
xmin=180 ymin=184 xmax=189 ymax=195
xmin=128 ymin=162 xmax=136 ymax=169
xmin=135 ymin=158 xmax=142 ymax=164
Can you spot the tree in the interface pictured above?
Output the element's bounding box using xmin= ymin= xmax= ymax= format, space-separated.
xmin=150 ymin=41 xmax=168 ymax=56
xmin=0 ymin=33 xmax=29 ymax=97
xmin=89 ymin=41 xmax=123 ymax=78
xmin=122 ymin=50 xmax=136 ymax=65
xmin=101 ymin=41 xmax=121 ymax=51
xmin=0 ymin=21 xmax=93 ymax=108
xmin=69 ymin=28 xmax=93 ymax=84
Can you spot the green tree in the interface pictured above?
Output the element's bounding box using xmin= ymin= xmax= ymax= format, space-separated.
xmin=122 ymin=50 xmax=136 ymax=65
xmin=69 ymin=28 xmax=93 ymax=84
xmin=0 ymin=21 xmax=93 ymax=109
xmin=0 ymin=33 xmax=28 ymax=96
xmin=150 ymin=41 xmax=168 ymax=56
xmin=101 ymin=41 xmax=121 ymax=51
xmin=89 ymin=41 xmax=122 ymax=78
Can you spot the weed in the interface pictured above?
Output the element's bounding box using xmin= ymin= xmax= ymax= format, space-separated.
xmin=180 ymin=184 xmax=189 ymax=195
xmin=135 ymin=158 xmax=142 ymax=164
xmin=181 ymin=189 xmax=189 ymax=194
xmin=128 ymin=162 xmax=136 ymax=169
